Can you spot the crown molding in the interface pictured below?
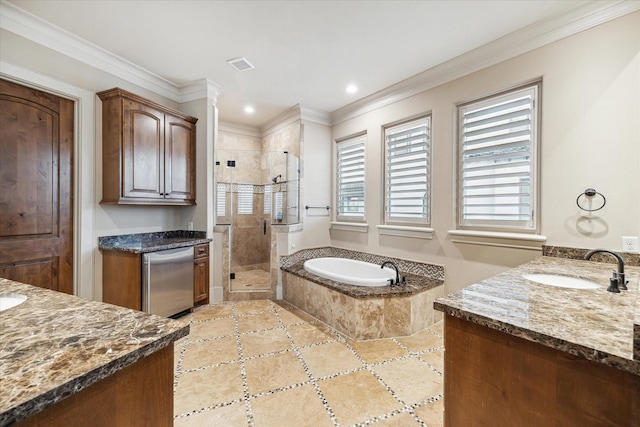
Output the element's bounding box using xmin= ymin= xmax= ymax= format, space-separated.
xmin=218 ymin=121 xmax=262 ymax=138
xmin=300 ymin=105 xmax=332 ymax=126
xmin=261 ymin=104 xmax=302 ymax=136
xmin=0 ymin=0 xmax=222 ymax=103
xmin=331 ymin=0 xmax=640 ymax=125
xmin=179 ymin=79 xmax=223 ymax=104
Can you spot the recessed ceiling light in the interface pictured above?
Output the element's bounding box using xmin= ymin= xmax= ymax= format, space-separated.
xmin=227 ymin=57 xmax=255 ymax=72
xmin=244 ymin=106 xmax=255 ymax=114
xmin=346 ymin=84 xmax=358 ymax=94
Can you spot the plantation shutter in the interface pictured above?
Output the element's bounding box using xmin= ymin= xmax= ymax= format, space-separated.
xmin=237 ymin=184 xmax=254 ymax=215
xmin=385 ymin=117 xmax=430 ymax=224
xmin=336 ymin=135 xmax=366 ymax=220
xmin=459 ymin=85 xmax=538 ymax=230
xmin=264 ymin=184 xmax=271 ymax=214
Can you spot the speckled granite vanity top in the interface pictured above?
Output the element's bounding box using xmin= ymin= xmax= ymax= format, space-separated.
xmin=434 ymin=256 xmax=640 ymax=376
xmin=0 ymin=278 xmax=189 ymax=425
xmin=99 ymin=230 xmax=211 ymax=254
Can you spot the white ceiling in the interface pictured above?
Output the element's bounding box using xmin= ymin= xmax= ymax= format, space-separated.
xmin=6 ymin=0 xmax=603 ymax=128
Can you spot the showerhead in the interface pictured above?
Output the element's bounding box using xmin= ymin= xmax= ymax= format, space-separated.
xmin=272 ymin=174 xmax=281 ymax=183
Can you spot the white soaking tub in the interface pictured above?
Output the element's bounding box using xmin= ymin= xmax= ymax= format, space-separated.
xmin=303 ymin=257 xmax=396 ymax=287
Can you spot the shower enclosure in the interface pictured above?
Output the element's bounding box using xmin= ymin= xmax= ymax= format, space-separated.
xmin=216 ymin=151 xmax=299 ymax=292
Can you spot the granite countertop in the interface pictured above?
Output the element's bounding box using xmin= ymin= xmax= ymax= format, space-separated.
xmin=0 ymin=278 xmax=189 ymax=425
xmin=434 ymin=256 xmax=640 ymax=376
xmin=99 ymin=230 xmax=211 ymax=254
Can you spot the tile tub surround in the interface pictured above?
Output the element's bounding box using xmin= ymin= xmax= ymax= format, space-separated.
xmin=434 ymin=256 xmax=640 ymax=376
xmin=99 ymin=230 xmax=211 ymax=254
xmin=281 ymin=249 xmax=444 ymax=340
xmin=0 ymin=278 xmax=189 ymax=425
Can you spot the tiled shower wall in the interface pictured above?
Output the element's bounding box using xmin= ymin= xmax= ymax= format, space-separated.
xmin=215 ymin=120 xmax=302 ymax=300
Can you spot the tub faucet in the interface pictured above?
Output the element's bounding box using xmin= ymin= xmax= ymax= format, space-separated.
xmin=381 ymin=261 xmax=404 ymax=286
xmin=584 ymin=249 xmax=627 ymax=292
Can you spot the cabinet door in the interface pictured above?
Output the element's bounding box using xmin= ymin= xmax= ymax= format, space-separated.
xmin=122 ymin=99 xmax=165 ymax=200
xmin=164 ymin=114 xmax=196 ymax=203
xmin=194 ymin=257 xmax=209 ymax=305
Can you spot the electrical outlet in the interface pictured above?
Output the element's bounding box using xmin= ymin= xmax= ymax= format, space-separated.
xmin=622 ymin=236 xmax=639 ymax=253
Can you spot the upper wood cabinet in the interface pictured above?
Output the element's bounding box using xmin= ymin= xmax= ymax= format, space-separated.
xmin=97 ymin=88 xmax=198 ymax=205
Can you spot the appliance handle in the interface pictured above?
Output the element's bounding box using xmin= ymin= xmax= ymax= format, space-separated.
xmin=143 ymin=256 xmax=151 ymax=313
xmin=263 ymin=219 xmax=267 ymax=235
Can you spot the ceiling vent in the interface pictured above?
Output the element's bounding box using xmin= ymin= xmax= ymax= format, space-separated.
xmin=227 ymin=57 xmax=255 ymax=72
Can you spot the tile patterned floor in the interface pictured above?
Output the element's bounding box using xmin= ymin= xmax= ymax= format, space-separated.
xmin=232 ymin=270 xmax=271 ymax=291
xmin=173 ymin=300 xmax=444 ymax=426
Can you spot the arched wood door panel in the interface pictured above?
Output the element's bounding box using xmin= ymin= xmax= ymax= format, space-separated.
xmin=0 ymin=79 xmax=74 ymax=294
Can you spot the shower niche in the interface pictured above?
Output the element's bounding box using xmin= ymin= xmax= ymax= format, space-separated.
xmin=216 ymin=150 xmax=299 ymax=292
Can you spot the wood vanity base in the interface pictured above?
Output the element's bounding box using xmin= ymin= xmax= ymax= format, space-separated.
xmin=16 ymin=345 xmax=174 ymax=426
xmin=444 ymin=315 xmax=639 ymax=427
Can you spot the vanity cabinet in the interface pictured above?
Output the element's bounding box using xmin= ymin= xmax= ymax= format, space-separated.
xmin=193 ymin=243 xmax=210 ymax=306
xmin=98 ymin=88 xmax=198 ymax=205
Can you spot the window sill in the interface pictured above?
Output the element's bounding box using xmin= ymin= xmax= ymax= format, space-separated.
xmin=330 ymin=222 xmax=369 ymax=233
xmin=448 ymin=229 xmax=547 ymax=250
xmin=377 ymin=225 xmax=434 ymax=239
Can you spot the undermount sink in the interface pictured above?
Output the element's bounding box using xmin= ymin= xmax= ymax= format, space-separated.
xmin=0 ymin=293 xmax=28 ymax=312
xmin=522 ymin=274 xmax=601 ymax=290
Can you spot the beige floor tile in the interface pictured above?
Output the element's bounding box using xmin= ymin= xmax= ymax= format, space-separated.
xmin=240 ymin=328 xmax=292 ymax=357
xmin=234 ymin=299 xmax=273 ymax=315
xmin=347 ymin=338 xmax=408 ymax=364
xmin=192 ymin=304 xmax=233 ymax=321
xmin=174 ymin=363 xmax=244 ymax=415
xmin=414 ymin=398 xmax=444 ymax=427
xmin=287 ymin=322 xmax=336 ymax=347
xmin=368 ymin=411 xmax=422 ymax=426
xmin=251 ymin=384 xmax=333 ymax=427
xmin=276 ymin=306 xmax=318 ymax=325
xmin=181 ymin=336 xmax=238 ymax=370
xmin=395 ymin=329 xmax=443 ymax=352
xmin=188 ymin=317 xmax=235 ymax=340
xmin=419 ymin=348 xmax=444 ymax=373
xmin=237 ymin=311 xmax=280 ymax=333
xmin=318 ymin=370 xmax=402 ymax=426
xmin=373 ymin=358 xmax=442 ymax=405
xmin=174 ymin=402 xmax=248 ymax=427
xmin=299 ymin=341 xmax=363 ymax=378
xmin=428 ymin=320 xmax=444 ymax=337
xmin=271 ymin=300 xmax=296 ymax=311
xmin=244 ymin=352 xmax=309 ymax=395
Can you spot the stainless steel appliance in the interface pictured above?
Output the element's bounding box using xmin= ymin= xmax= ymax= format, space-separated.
xmin=142 ymin=247 xmax=193 ymax=317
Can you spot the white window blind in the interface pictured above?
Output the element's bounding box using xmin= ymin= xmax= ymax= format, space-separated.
xmin=384 ymin=116 xmax=431 ymax=225
xmin=264 ymin=184 xmax=272 ymax=214
xmin=336 ymin=135 xmax=366 ymax=220
xmin=458 ymin=84 xmax=539 ymax=230
xmin=237 ymin=184 xmax=254 ymax=215
xmin=216 ymin=183 xmax=226 ymax=217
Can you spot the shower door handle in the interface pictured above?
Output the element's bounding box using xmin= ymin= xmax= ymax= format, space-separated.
xmin=263 ymin=219 xmax=267 ymax=235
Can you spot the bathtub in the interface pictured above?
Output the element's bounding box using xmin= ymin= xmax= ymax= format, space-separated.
xmin=303 ymin=257 xmax=396 ymax=287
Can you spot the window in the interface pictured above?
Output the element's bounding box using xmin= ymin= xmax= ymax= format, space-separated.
xmin=264 ymin=184 xmax=271 ymax=214
xmin=336 ymin=134 xmax=366 ymax=221
xmin=384 ymin=115 xmax=431 ymax=225
xmin=216 ymin=183 xmax=226 ymax=217
xmin=457 ymin=82 xmax=539 ymax=231
xmin=237 ymin=184 xmax=254 ymax=215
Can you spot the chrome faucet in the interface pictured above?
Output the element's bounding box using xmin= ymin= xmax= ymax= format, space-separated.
xmin=381 ymin=261 xmax=405 ymax=286
xmin=584 ymin=249 xmax=627 ymax=293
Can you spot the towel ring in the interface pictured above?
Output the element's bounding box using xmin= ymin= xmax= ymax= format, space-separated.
xmin=576 ymin=188 xmax=606 ymax=212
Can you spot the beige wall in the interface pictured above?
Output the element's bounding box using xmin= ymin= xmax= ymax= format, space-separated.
xmin=330 ymin=12 xmax=640 ymax=293
xmin=1 ymin=29 xmax=215 ymax=300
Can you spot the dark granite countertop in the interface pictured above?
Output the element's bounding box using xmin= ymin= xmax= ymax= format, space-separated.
xmin=0 ymin=278 xmax=189 ymax=425
xmin=434 ymin=256 xmax=640 ymax=376
xmin=99 ymin=230 xmax=211 ymax=254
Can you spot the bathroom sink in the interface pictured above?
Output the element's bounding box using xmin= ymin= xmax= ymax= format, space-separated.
xmin=0 ymin=293 xmax=28 ymax=312
xmin=522 ymin=274 xmax=600 ymax=290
